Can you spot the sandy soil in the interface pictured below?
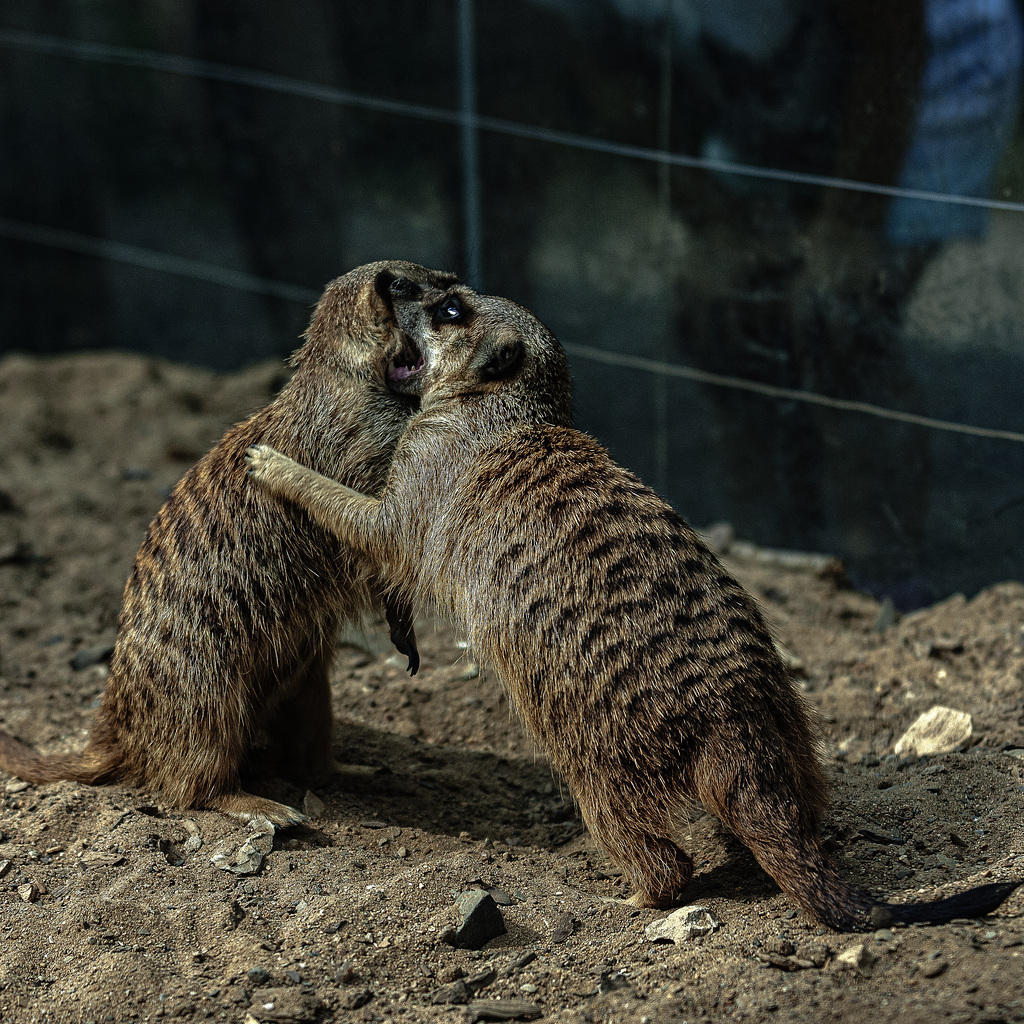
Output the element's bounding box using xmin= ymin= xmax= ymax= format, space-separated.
xmin=0 ymin=352 xmax=1022 ymax=1024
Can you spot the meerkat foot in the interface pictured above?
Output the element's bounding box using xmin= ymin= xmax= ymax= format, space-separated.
xmin=208 ymin=790 xmax=308 ymax=828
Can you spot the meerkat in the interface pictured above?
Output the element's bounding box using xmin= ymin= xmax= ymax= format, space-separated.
xmin=246 ymin=272 xmax=1019 ymax=929
xmin=0 ymin=260 xmax=464 ymax=825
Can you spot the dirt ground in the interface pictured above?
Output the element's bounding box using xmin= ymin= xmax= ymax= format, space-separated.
xmin=0 ymin=351 xmax=1022 ymax=1024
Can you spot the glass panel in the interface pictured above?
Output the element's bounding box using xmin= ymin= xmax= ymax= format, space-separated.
xmin=2 ymin=0 xmax=1023 ymax=604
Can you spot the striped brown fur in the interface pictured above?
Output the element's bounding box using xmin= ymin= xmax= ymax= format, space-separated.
xmin=246 ymin=271 xmax=1018 ymax=928
xmin=0 ymin=261 xmax=459 ymax=824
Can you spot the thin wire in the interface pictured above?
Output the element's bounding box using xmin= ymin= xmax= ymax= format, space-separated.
xmin=2 ymin=211 xmax=1022 ymax=446
xmin=0 ymin=217 xmax=320 ymax=304
xmin=3 ymin=27 xmax=1024 ymax=215
xmin=457 ymin=0 xmax=483 ymax=289
xmin=560 ymin=342 xmax=1024 ymax=445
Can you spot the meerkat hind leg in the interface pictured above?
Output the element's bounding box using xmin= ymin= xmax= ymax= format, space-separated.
xmin=585 ymin=807 xmax=695 ymax=909
xmin=207 ymin=789 xmax=307 ymax=828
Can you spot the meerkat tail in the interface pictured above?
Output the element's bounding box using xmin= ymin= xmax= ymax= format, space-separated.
xmin=745 ymin=828 xmax=1020 ymax=930
xmin=0 ymin=730 xmax=122 ymax=784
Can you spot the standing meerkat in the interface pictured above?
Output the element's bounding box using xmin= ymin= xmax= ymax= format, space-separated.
xmin=246 ymin=272 xmax=1019 ymax=928
xmin=0 ymin=260 xmax=462 ymax=825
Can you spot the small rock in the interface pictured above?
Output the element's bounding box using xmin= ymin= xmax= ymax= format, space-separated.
xmin=336 ymin=988 xmax=372 ymax=1011
xmin=502 ymin=951 xmax=537 ymax=977
xmin=761 ymin=952 xmax=818 ymax=971
xmin=918 ymin=955 xmax=948 ymax=978
xmin=431 ymin=979 xmax=471 ymax=1005
xmin=550 ymin=911 xmax=577 ymax=944
xmin=245 ymin=987 xmax=321 ymax=1022
xmin=852 ymin=825 xmax=905 ymax=846
xmin=301 ymin=791 xmax=325 ymax=818
xmin=5 ymin=780 xmax=30 ymax=794
xmin=466 ymin=998 xmax=544 ymax=1021
xmin=80 ymin=851 xmax=125 ymax=868
xmin=894 ymin=706 xmax=972 ymax=758
xmin=211 ymin=816 xmax=276 ymax=875
xmin=246 ymin=968 xmax=271 ymax=985
xmin=0 ymin=859 xmax=11 ymax=879
xmin=449 ymin=890 xmax=506 ymax=950
xmin=465 ymin=969 xmax=497 ymax=993
xmin=334 ymin=962 xmax=357 ymax=985
xmin=70 ymin=644 xmax=114 ymax=672
xmin=0 ymin=540 xmax=35 ymax=565
xmin=18 ymin=882 xmax=39 ymax=902
xmin=644 ymin=905 xmax=723 ymax=943
xmin=465 ymin=879 xmax=514 ymax=905
xmin=836 ymin=943 xmax=877 ymax=974
xmin=874 ymin=597 xmax=897 ymax=632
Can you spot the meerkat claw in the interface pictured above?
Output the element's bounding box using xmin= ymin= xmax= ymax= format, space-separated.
xmin=244 ymin=444 xmax=272 ymax=477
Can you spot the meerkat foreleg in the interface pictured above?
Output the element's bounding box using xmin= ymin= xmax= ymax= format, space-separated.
xmin=246 ymin=444 xmax=380 ymax=552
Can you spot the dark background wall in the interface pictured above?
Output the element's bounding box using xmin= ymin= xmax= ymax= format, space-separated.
xmin=2 ymin=0 xmax=1024 ymax=607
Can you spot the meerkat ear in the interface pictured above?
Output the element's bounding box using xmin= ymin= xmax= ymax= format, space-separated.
xmin=374 ymin=270 xmax=422 ymax=308
xmin=475 ymin=336 xmax=525 ymax=381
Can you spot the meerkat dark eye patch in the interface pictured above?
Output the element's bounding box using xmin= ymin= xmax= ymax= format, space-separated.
xmin=433 ymin=295 xmax=465 ymax=324
xmin=476 ymin=337 xmax=525 ymax=381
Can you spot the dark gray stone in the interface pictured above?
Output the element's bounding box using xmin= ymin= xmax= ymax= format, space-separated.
xmin=451 ymin=890 xmax=506 ymax=950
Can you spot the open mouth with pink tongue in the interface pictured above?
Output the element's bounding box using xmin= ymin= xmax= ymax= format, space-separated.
xmin=385 ymin=334 xmax=426 ymax=395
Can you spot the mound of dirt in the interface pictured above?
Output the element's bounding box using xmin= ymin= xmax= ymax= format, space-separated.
xmin=0 ymin=352 xmax=1022 ymax=1023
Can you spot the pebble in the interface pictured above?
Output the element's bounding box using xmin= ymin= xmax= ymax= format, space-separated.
xmin=335 ymin=988 xmax=372 ymax=1010
xmin=466 ymin=998 xmax=543 ymax=1021
xmin=5 ymin=780 xmax=30 ymax=794
xmin=464 ymin=879 xmax=514 ymax=906
xmin=918 ymin=955 xmax=948 ymax=978
xmin=836 ymin=943 xmax=877 ymax=974
xmin=80 ymin=851 xmax=125 ymax=868
xmin=874 ymin=597 xmax=897 ymax=632
xmin=245 ymin=986 xmax=321 ymax=1022
xmin=246 ymin=968 xmax=271 ymax=985
xmin=644 ymin=905 xmax=723 ymax=943
xmin=0 ymin=859 xmax=10 ymax=879
xmin=18 ymin=882 xmax=41 ymax=902
xmin=0 ymin=540 xmax=35 ymax=565
xmin=502 ymin=951 xmax=537 ymax=977
xmin=449 ymin=890 xmax=507 ymax=950
xmin=894 ymin=706 xmax=972 ymax=758
xmin=69 ymin=644 xmax=114 ymax=672
xmin=301 ymin=791 xmax=325 ymax=818
xmin=210 ymin=816 xmax=275 ymax=875
xmin=432 ymin=970 xmax=496 ymax=1006
xmin=550 ymin=912 xmax=577 ymax=944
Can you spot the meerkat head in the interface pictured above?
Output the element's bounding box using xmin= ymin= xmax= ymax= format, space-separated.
xmin=376 ymin=271 xmax=574 ymax=428
xmin=288 ymin=261 xmax=461 ymax=402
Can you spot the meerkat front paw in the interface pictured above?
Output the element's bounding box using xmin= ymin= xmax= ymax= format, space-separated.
xmin=245 ymin=444 xmax=295 ymax=491
xmin=245 ymin=443 xmax=275 ymax=478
